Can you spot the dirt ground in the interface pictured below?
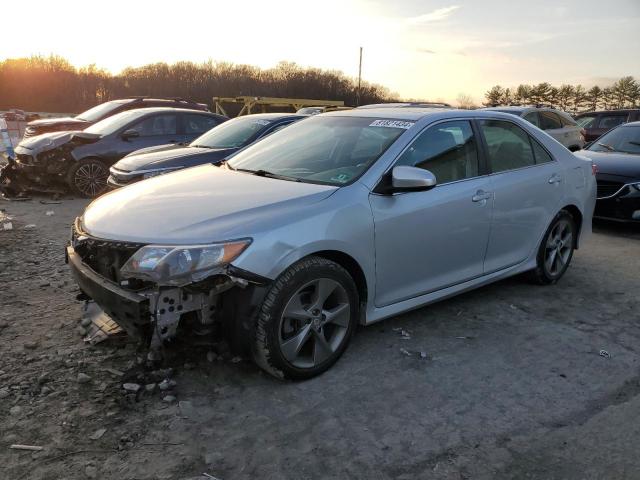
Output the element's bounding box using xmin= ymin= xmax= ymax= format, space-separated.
xmin=1 ymin=195 xmax=640 ymax=480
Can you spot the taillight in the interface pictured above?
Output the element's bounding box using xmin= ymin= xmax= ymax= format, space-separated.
xmin=592 ymin=164 xmax=598 ymax=175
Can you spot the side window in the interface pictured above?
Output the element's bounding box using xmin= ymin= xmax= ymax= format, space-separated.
xmin=576 ymin=115 xmax=597 ymax=128
xmin=559 ymin=113 xmax=577 ymax=127
xmin=523 ymin=112 xmax=540 ymax=127
xmin=479 ymin=120 xmax=535 ymax=173
xmin=396 ymin=120 xmax=479 ymax=184
xmin=531 ymin=139 xmax=553 ymax=164
xmin=184 ymin=114 xmax=221 ymax=135
xmin=539 ymin=111 xmax=562 ymax=130
xmin=129 ymin=115 xmax=177 ymax=136
xmin=597 ymin=114 xmax=627 ymax=130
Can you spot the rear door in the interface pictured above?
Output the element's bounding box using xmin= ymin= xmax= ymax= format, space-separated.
xmin=369 ymin=120 xmax=493 ymax=306
xmin=478 ymin=119 xmax=564 ymax=273
xmin=594 ymin=112 xmax=629 ymax=139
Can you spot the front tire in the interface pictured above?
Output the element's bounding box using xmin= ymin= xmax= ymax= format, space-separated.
xmin=529 ymin=210 xmax=576 ymax=285
xmin=253 ymin=256 xmax=359 ymax=380
xmin=67 ymin=158 xmax=109 ymax=198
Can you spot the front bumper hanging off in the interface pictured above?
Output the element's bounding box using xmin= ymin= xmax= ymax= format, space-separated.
xmin=67 ymin=246 xmax=150 ymax=338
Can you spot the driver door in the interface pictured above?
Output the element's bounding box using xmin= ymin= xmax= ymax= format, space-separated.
xmin=369 ymin=120 xmax=493 ymax=307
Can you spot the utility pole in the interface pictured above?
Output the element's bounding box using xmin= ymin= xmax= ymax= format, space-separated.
xmin=356 ymin=47 xmax=363 ymax=106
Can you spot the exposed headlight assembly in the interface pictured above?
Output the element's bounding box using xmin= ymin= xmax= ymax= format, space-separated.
xmin=120 ymin=239 xmax=251 ymax=286
xmin=142 ymin=166 xmax=184 ymax=179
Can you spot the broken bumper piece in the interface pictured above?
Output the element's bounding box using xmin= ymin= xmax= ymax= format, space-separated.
xmin=67 ymin=246 xmax=150 ymax=339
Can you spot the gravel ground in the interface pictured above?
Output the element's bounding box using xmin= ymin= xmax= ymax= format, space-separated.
xmin=1 ymin=195 xmax=639 ymax=480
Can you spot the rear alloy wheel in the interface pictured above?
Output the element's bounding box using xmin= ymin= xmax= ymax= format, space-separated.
xmin=253 ymin=257 xmax=359 ymax=380
xmin=67 ymin=159 xmax=109 ymax=198
xmin=529 ymin=210 xmax=576 ymax=284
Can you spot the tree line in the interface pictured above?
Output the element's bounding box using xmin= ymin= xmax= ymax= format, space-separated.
xmin=0 ymin=55 xmax=397 ymax=114
xmin=483 ymin=77 xmax=640 ymax=113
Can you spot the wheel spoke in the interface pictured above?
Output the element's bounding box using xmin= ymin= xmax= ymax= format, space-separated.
xmin=280 ymin=324 xmax=312 ymax=362
xmin=323 ymin=303 xmax=350 ymax=327
xmin=545 ymin=248 xmax=557 ymax=273
xmin=309 ymin=278 xmax=336 ymax=311
xmin=312 ymin=330 xmax=334 ymax=364
xmin=283 ymin=292 xmax=312 ymax=322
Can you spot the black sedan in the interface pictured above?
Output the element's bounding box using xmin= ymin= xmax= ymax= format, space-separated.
xmin=578 ymin=121 xmax=640 ymax=222
xmin=5 ymin=108 xmax=226 ymax=197
xmin=107 ymin=113 xmax=304 ymax=188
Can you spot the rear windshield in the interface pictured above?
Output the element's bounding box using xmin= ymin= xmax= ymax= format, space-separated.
xmin=227 ymin=116 xmax=410 ymax=186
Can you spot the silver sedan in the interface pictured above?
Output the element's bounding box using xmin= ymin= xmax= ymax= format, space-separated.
xmin=69 ymin=108 xmax=596 ymax=379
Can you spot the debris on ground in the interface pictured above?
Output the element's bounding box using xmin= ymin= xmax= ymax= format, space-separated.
xmin=77 ymin=372 xmax=92 ymax=384
xmin=2 ymin=222 xmax=12 ymax=230
xmin=599 ymin=350 xmax=611 ymax=358
xmin=45 ymin=210 xmax=55 ymax=216
xmin=9 ymin=444 xmax=44 ymax=451
xmin=89 ymin=428 xmax=107 ymax=440
xmin=123 ymin=383 xmax=141 ymax=393
xmin=392 ymin=327 xmax=412 ymax=339
xmin=400 ymin=348 xmax=411 ymax=356
xmin=23 ymin=224 xmax=36 ymax=229
xmin=163 ymin=395 xmax=177 ymax=403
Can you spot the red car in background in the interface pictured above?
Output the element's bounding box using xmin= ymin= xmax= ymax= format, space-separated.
xmin=575 ymin=109 xmax=640 ymax=142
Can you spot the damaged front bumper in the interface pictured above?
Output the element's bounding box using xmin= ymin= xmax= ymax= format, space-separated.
xmin=66 ymin=228 xmax=271 ymax=352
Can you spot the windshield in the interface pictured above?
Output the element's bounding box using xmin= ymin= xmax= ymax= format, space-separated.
xmin=84 ymin=109 xmax=149 ymax=136
xmin=76 ymin=100 xmax=128 ymax=122
xmin=587 ymin=125 xmax=640 ymax=154
xmin=227 ymin=116 xmax=411 ymax=186
xmin=191 ymin=116 xmax=272 ymax=148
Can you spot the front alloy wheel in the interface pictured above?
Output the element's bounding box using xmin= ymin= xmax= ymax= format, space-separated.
xmin=253 ymin=256 xmax=359 ymax=380
xmin=68 ymin=159 xmax=108 ymax=198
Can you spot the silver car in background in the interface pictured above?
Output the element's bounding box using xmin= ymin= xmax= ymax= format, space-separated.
xmin=483 ymin=106 xmax=586 ymax=151
xmin=68 ymin=108 xmax=596 ymax=379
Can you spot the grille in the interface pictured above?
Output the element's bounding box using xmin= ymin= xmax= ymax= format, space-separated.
xmin=596 ymin=180 xmax=624 ymax=199
xmin=72 ymin=222 xmax=144 ymax=283
xmin=16 ymin=153 xmax=34 ymax=165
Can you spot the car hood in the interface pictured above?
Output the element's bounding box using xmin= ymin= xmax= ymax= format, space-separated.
xmin=16 ymin=130 xmax=101 ymax=154
xmin=82 ymin=164 xmax=337 ymax=243
xmin=114 ymin=146 xmax=234 ymax=172
xmin=578 ymin=150 xmax=640 ymax=179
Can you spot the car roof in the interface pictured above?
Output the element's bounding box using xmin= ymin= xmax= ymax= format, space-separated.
xmin=324 ymin=107 xmax=466 ymax=121
xmin=621 ymin=121 xmax=640 ymax=126
xmin=575 ymin=109 xmax=640 ymax=116
xmin=232 ymin=113 xmax=305 ymax=121
xmin=483 ymin=106 xmax=526 ymax=113
xmin=117 ymin=107 xmax=219 ymax=115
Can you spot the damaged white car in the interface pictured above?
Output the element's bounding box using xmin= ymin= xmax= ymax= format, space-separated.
xmin=68 ymin=108 xmax=596 ymax=379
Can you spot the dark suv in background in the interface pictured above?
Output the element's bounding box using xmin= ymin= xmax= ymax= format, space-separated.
xmin=575 ymin=109 xmax=640 ymax=142
xmin=23 ymin=97 xmax=209 ymax=138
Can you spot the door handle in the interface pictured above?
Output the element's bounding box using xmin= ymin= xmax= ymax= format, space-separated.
xmin=548 ymin=174 xmax=563 ymax=184
xmin=472 ymin=190 xmax=492 ymax=202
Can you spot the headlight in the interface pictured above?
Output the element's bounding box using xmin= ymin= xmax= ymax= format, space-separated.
xmin=120 ymin=239 xmax=251 ymax=285
xmin=142 ymin=166 xmax=183 ymax=179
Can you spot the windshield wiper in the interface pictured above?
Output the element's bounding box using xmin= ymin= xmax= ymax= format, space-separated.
xmin=597 ymin=142 xmax=617 ymax=152
xmin=234 ymin=168 xmax=301 ymax=182
xmin=191 ymin=144 xmax=213 ymax=149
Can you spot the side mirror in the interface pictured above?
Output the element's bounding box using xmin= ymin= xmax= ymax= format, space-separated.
xmin=390 ymin=166 xmax=437 ymax=192
xmin=121 ymin=129 xmax=140 ymax=140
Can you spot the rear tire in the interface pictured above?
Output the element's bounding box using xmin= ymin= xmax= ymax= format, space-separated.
xmin=252 ymin=256 xmax=359 ymax=380
xmin=66 ymin=158 xmax=109 ymax=198
xmin=528 ymin=210 xmax=576 ymax=285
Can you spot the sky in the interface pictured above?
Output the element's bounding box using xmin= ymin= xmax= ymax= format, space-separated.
xmin=2 ymin=0 xmax=639 ymax=104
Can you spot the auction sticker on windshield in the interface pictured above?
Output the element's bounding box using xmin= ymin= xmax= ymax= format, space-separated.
xmin=369 ymin=120 xmax=414 ymax=129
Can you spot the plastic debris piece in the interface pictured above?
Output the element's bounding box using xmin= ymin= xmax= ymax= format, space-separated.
xmin=82 ymin=302 xmax=124 ymax=345
xmin=23 ymin=224 xmax=36 ymax=229
xmin=2 ymin=222 xmax=12 ymax=230
xmin=45 ymin=210 xmax=55 ymax=216
xmin=89 ymin=428 xmax=107 ymax=440
xmin=599 ymin=350 xmax=611 ymax=358
xmin=400 ymin=348 xmax=411 ymax=356
xmin=420 ymin=351 xmax=428 ymax=359
xmin=9 ymin=444 xmax=43 ymax=451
